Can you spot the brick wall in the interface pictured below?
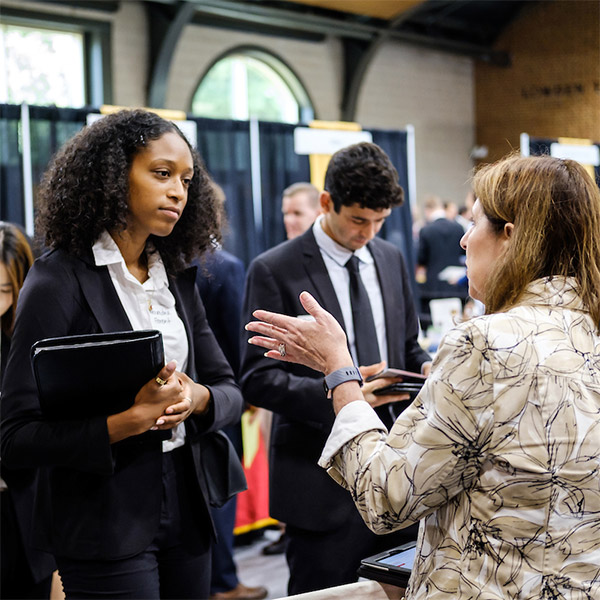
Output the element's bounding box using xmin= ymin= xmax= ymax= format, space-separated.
xmin=475 ymin=0 xmax=600 ymax=163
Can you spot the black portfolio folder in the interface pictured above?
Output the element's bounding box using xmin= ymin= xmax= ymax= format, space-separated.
xmin=31 ymin=330 xmax=165 ymax=420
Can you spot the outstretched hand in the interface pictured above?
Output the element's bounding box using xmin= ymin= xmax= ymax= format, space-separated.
xmin=245 ymin=291 xmax=353 ymax=375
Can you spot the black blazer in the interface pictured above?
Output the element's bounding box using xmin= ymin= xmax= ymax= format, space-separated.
xmin=0 ymin=248 xmax=244 ymax=560
xmin=195 ymin=249 xmax=246 ymax=375
xmin=239 ymin=228 xmax=430 ymax=531
xmin=417 ymin=217 xmax=466 ymax=298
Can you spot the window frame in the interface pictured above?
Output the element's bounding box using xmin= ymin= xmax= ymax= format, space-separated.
xmin=0 ymin=7 xmax=112 ymax=107
xmin=190 ymin=45 xmax=315 ymax=124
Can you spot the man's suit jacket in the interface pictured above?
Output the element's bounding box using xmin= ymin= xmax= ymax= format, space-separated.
xmin=417 ymin=217 xmax=466 ymax=298
xmin=195 ymin=250 xmax=245 ymax=376
xmin=240 ymin=228 xmax=430 ymax=532
xmin=195 ymin=249 xmax=246 ymax=460
xmin=0 ymin=248 xmax=244 ymax=559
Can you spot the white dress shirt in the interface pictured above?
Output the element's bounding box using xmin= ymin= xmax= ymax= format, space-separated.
xmin=312 ymin=215 xmax=388 ymax=366
xmin=92 ymin=231 xmax=189 ymax=451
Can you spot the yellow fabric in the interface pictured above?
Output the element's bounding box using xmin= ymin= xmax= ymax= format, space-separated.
xmin=100 ymin=104 xmax=187 ymax=121
xmin=241 ymin=409 xmax=261 ymax=469
xmin=233 ymin=517 xmax=279 ymax=536
xmin=308 ymin=120 xmax=362 ymax=190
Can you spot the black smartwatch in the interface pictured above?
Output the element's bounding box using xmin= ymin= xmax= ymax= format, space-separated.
xmin=323 ymin=366 xmax=363 ymax=398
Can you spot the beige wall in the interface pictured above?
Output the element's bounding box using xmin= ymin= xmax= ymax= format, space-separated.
xmin=356 ymin=42 xmax=475 ymax=207
xmin=112 ymin=1 xmax=148 ymax=108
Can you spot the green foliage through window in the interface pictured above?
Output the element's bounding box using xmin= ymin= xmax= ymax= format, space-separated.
xmin=192 ymin=54 xmax=307 ymax=123
xmin=0 ymin=23 xmax=85 ymax=107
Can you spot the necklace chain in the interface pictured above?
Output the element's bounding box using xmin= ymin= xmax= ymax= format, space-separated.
xmin=147 ymin=288 xmax=154 ymax=312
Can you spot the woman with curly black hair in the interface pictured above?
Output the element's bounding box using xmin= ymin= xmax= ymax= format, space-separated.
xmin=1 ymin=109 xmax=244 ymax=598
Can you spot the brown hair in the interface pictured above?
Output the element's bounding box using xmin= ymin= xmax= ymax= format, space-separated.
xmin=473 ymin=154 xmax=600 ymax=328
xmin=0 ymin=222 xmax=34 ymax=336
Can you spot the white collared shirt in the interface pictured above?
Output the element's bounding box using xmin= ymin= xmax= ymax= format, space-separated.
xmin=92 ymin=231 xmax=189 ymax=451
xmin=312 ymin=215 xmax=388 ymax=366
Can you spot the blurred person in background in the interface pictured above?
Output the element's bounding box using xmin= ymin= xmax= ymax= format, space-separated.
xmin=281 ymin=182 xmax=320 ymax=240
xmin=416 ymin=195 xmax=467 ymax=328
xmin=195 ymin=184 xmax=268 ymax=600
xmin=1 ymin=221 xmax=57 ymax=599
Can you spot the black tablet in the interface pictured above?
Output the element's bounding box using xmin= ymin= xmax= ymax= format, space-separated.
xmin=360 ymin=541 xmax=416 ymax=579
xmin=372 ymin=382 xmax=424 ymax=396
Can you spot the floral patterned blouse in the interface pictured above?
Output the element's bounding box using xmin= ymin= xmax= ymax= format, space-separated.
xmin=319 ymin=277 xmax=600 ymax=599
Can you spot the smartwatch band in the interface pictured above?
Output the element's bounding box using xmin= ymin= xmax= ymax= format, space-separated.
xmin=323 ymin=366 xmax=363 ymax=397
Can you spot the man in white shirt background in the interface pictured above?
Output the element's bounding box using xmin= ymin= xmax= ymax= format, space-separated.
xmin=281 ymin=182 xmax=321 ymax=241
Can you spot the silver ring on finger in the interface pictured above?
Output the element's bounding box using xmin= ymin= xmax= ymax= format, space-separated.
xmin=278 ymin=343 xmax=286 ymax=357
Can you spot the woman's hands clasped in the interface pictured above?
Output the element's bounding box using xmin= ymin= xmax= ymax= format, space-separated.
xmin=107 ymin=361 xmax=211 ymax=443
xmin=150 ymin=369 xmax=211 ymax=432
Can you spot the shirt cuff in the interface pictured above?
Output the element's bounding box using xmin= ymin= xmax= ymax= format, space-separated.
xmin=318 ymin=401 xmax=387 ymax=468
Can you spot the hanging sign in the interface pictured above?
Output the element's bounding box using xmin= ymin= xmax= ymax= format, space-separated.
xmin=294 ymin=127 xmax=372 ymax=155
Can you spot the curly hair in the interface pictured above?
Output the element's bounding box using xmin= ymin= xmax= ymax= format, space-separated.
xmin=36 ymin=109 xmax=220 ymax=272
xmin=473 ymin=153 xmax=600 ymax=329
xmin=324 ymin=142 xmax=404 ymax=212
xmin=0 ymin=222 xmax=34 ymax=336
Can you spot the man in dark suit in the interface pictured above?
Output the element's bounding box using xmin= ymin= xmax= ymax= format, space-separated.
xmin=240 ymin=142 xmax=431 ymax=595
xmin=416 ymin=195 xmax=468 ymax=326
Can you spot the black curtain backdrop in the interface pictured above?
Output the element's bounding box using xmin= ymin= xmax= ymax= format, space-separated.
xmin=192 ymin=116 xmax=256 ymax=264
xmin=370 ymin=129 xmax=416 ymax=286
xmin=0 ymin=104 xmax=23 ymax=225
xmin=0 ymin=104 xmax=97 ymax=248
xmin=257 ymin=120 xmax=311 ymax=254
xmin=0 ymin=105 xmax=416 ymax=276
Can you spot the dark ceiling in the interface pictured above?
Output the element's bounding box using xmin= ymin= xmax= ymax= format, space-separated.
xmin=255 ymin=0 xmax=530 ymax=63
xmin=23 ymin=0 xmax=534 ymax=116
xmin=49 ymin=0 xmax=531 ymax=66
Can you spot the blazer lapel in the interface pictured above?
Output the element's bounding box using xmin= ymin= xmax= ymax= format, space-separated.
xmin=168 ymin=266 xmax=197 ymax=377
xmin=300 ymin=230 xmax=346 ymax=332
xmin=75 ymin=256 xmax=132 ymax=333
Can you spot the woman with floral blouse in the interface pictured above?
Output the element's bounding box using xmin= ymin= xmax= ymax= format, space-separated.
xmin=246 ymin=154 xmax=600 ymax=599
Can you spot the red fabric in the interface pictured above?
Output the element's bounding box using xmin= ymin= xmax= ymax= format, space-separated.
xmin=234 ymin=412 xmax=276 ymax=534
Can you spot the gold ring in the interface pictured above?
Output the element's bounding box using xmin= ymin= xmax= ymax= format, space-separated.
xmin=278 ymin=343 xmax=286 ymax=357
xmin=155 ymin=375 xmax=168 ymax=386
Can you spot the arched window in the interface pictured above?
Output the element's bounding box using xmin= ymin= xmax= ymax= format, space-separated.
xmin=191 ymin=49 xmax=314 ymax=124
